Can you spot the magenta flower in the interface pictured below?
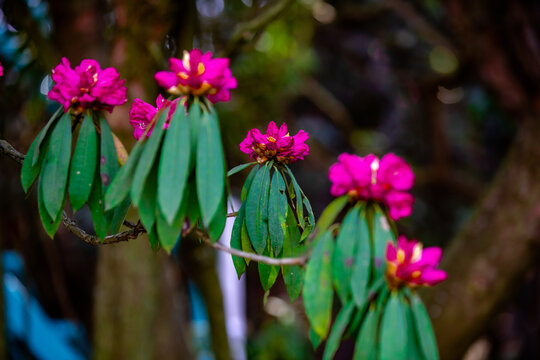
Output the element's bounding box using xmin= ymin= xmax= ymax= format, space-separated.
xmin=239 ymin=121 xmax=309 ymax=164
xmin=0 ymin=62 xmax=3 ymax=77
xmin=385 ymin=236 xmax=447 ymax=288
xmin=129 ymin=95 xmax=179 ymax=140
xmin=47 ymin=58 xmax=127 ymax=114
xmin=154 ymin=49 xmax=237 ymax=103
xmin=328 ymin=153 xmax=414 ymax=220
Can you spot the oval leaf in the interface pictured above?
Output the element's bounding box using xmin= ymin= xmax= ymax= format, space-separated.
xmin=332 ymin=205 xmax=361 ymax=303
xmin=350 ymin=213 xmax=371 ymax=307
xmin=99 ymin=115 xmax=120 ymax=193
xmin=282 ymin=206 xmax=304 ymax=302
xmin=410 ymin=293 xmax=440 ymax=360
xmin=314 ymin=196 xmax=349 ymax=237
xmin=158 ymin=107 xmax=191 ymax=224
xmin=379 ymin=292 xmax=408 ymax=360
xmin=268 ymin=169 xmax=287 ymax=256
xmin=372 ymin=204 xmax=395 ymax=279
xmin=41 ymin=112 xmax=72 ymax=220
xmin=231 ymin=205 xmax=247 ymax=279
xmin=69 ymin=113 xmax=98 ymax=212
xmin=245 ymin=163 xmax=271 ymax=254
xmin=227 ymin=162 xmax=256 ymax=177
xmin=353 ymin=304 xmax=381 ymax=360
xmin=323 ymin=302 xmax=355 ymax=360
xmin=131 ymin=110 xmax=168 ymax=206
xmin=32 ymin=106 xmax=63 ymax=166
xmin=258 ymin=244 xmax=280 ymax=291
xmin=303 ymin=231 xmax=335 ymax=339
xmin=37 ymin=173 xmax=62 ymax=238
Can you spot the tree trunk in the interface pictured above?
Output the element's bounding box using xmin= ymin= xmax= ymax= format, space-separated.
xmin=423 ymin=114 xmax=540 ymax=359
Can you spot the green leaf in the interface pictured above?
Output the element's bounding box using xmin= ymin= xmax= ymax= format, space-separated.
xmin=227 ymin=162 xmax=256 ymax=177
xmin=258 ymin=244 xmax=280 ymax=291
xmin=322 ymin=302 xmax=355 ymax=360
xmin=332 ymin=205 xmax=361 ymax=304
xmin=196 ymin=110 xmax=226 ymax=227
xmin=268 ymin=169 xmax=287 ymax=256
xmin=156 ymin=208 xmax=183 ymax=253
xmin=147 ymin=225 xmax=160 ymax=252
xmin=245 ymin=163 xmax=272 ymax=254
xmin=109 ymin=196 xmax=131 ymax=233
xmin=285 ymin=165 xmax=305 ymax=228
xmin=104 ymin=140 xmax=144 ymax=210
xmin=372 ymin=204 xmax=395 ymax=279
xmin=37 ymin=173 xmax=62 ymax=238
xmin=158 ymin=107 xmax=191 ymax=224
xmin=241 ymin=164 xmax=259 ymax=202
xmin=405 ymin=297 xmax=423 ymax=360
xmin=208 ymin=195 xmax=226 ymax=242
xmin=187 ymin=100 xmax=201 ymax=167
xmin=131 ymin=110 xmax=168 ymax=206
xmin=410 ymin=293 xmax=440 ymax=360
xmin=230 ymin=205 xmax=247 ymax=279
xmin=379 ymin=292 xmax=408 ymax=360
xmin=282 ymin=207 xmax=304 ymax=302
xmin=353 ymin=304 xmax=381 ymax=360
xmin=99 ymin=115 xmax=120 ymax=194
xmin=241 ymin=220 xmax=255 ymax=264
xmin=32 ymin=106 xmax=63 ymax=166
xmin=186 ymin=179 xmax=200 ymax=225
xmin=303 ymin=192 xmax=315 ymax=229
xmin=303 ymin=231 xmax=335 ymax=339
xmin=345 ymin=278 xmax=386 ymax=338
xmin=69 ymin=113 xmax=98 ymax=212
xmin=88 ymin=170 xmax=110 ymax=240
xmin=309 ymin=328 xmax=322 ymax=349
xmin=21 ymin=130 xmax=49 ymax=193
xmin=314 ymin=196 xmax=349 ymax=237
xmin=350 ymin=213 xmax=372 ymax=308
xmin=41 ymin=112 xmax=72 ymax=220
xmin=138 ymin=163 xmax=158 ymax=231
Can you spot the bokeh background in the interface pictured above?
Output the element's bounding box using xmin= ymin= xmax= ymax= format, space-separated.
xmin=0 ymin=0 xmax=539 ymax=359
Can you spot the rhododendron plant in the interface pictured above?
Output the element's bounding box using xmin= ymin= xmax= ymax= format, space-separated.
xmin=328 ymin=152 xmax=414 ymax=220
xmin=386 ymin=235 xmax=447 ymax=288
xmin=154 ymin=49 xmax=237 ymax=103
xmin=47 ymin=58 xmax=127 ymax=113
xmin=129 ymin=95 xmax=179 ymax=140
xmin=239 ymin=121 xmax=309 ymax=164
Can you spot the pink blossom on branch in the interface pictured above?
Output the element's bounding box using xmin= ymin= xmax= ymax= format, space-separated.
xmin=385 ymin=235 xmax=447 ymax=288
xmin=154 ymin=49 xmax=237 ymax=103
xmin=129 ymin=95 xmax=179 ymax=140
xmin=328 ymin=152 xmax=414 ymax=220
xmin=47 ymin=58 xmax=127 ymax=114
xmin=239 ymin=121 xmax=309 ymax=164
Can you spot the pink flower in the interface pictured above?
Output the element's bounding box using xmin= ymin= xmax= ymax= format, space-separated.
xmin=0 ymin=62 xmax=3 ymax=77
xmin=154 ymin=49 xmax=237 ymax=103
xmin=385 ymin=236 xmax=447 ymax=288
xmin=47 ymin=58 xmax=127 ymax=113
xmin=239 ymin=121 xmax=309 ymax=164
xmin=129 ymin=95 xmax=179 ymax=140
xmin=328 ymin=153 xmax=415 ymax=220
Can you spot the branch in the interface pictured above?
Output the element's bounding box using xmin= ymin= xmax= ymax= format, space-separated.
xmin=197 ymin=229 xmax=307 ymax=266
xmin=1 ymin=138 xmax=308 ymax=265
xmin=223 ymin=0 xmax=295 ymax=57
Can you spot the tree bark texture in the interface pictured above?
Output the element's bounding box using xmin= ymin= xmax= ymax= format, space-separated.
xmin=423 ymin=114 xmax=540 ymax=359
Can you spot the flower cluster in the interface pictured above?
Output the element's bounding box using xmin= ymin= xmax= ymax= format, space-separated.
xmin=129 ymin=95 xmax=179 ymax=140
xmin=47 ymin=58 xmax=127 ymax=114
xmin=328 ymin=153 xmax=414 ymax=220
xmin=385 ymin=236 xmax=447 ymax=289
xmin=155 ymin=49 xmax=237 ymax=104
xmin=239 ymin=121 xmax=309 ymax=164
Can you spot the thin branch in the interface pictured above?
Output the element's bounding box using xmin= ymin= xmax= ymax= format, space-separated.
xmin=1 ymin=138 xmax=308 ymax=265
xmin=223 ymin=0 xmax=295 ymax=57
xmin=196 ymin=229 xmax=307 ymax=266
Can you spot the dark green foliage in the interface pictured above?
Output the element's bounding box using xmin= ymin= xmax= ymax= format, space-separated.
xmin=158 ymin=105 xmax=191 ymax=224
xmin=303 ymin=231 xmax=334 ymax=338
xmin=41 ymin=112 xmax=71 ymax=220
xmin=245 ymin=161 xmax=272 ymax=254
xmin=69 ymin=113 xmax=98 ymax=212
xmin=281 ymin=207 xmax=304 ymax=302
xmin=196 ymin=109 xmax=226 ymax=227
xmin=322 ymin=301 xmax=355 ymax=360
